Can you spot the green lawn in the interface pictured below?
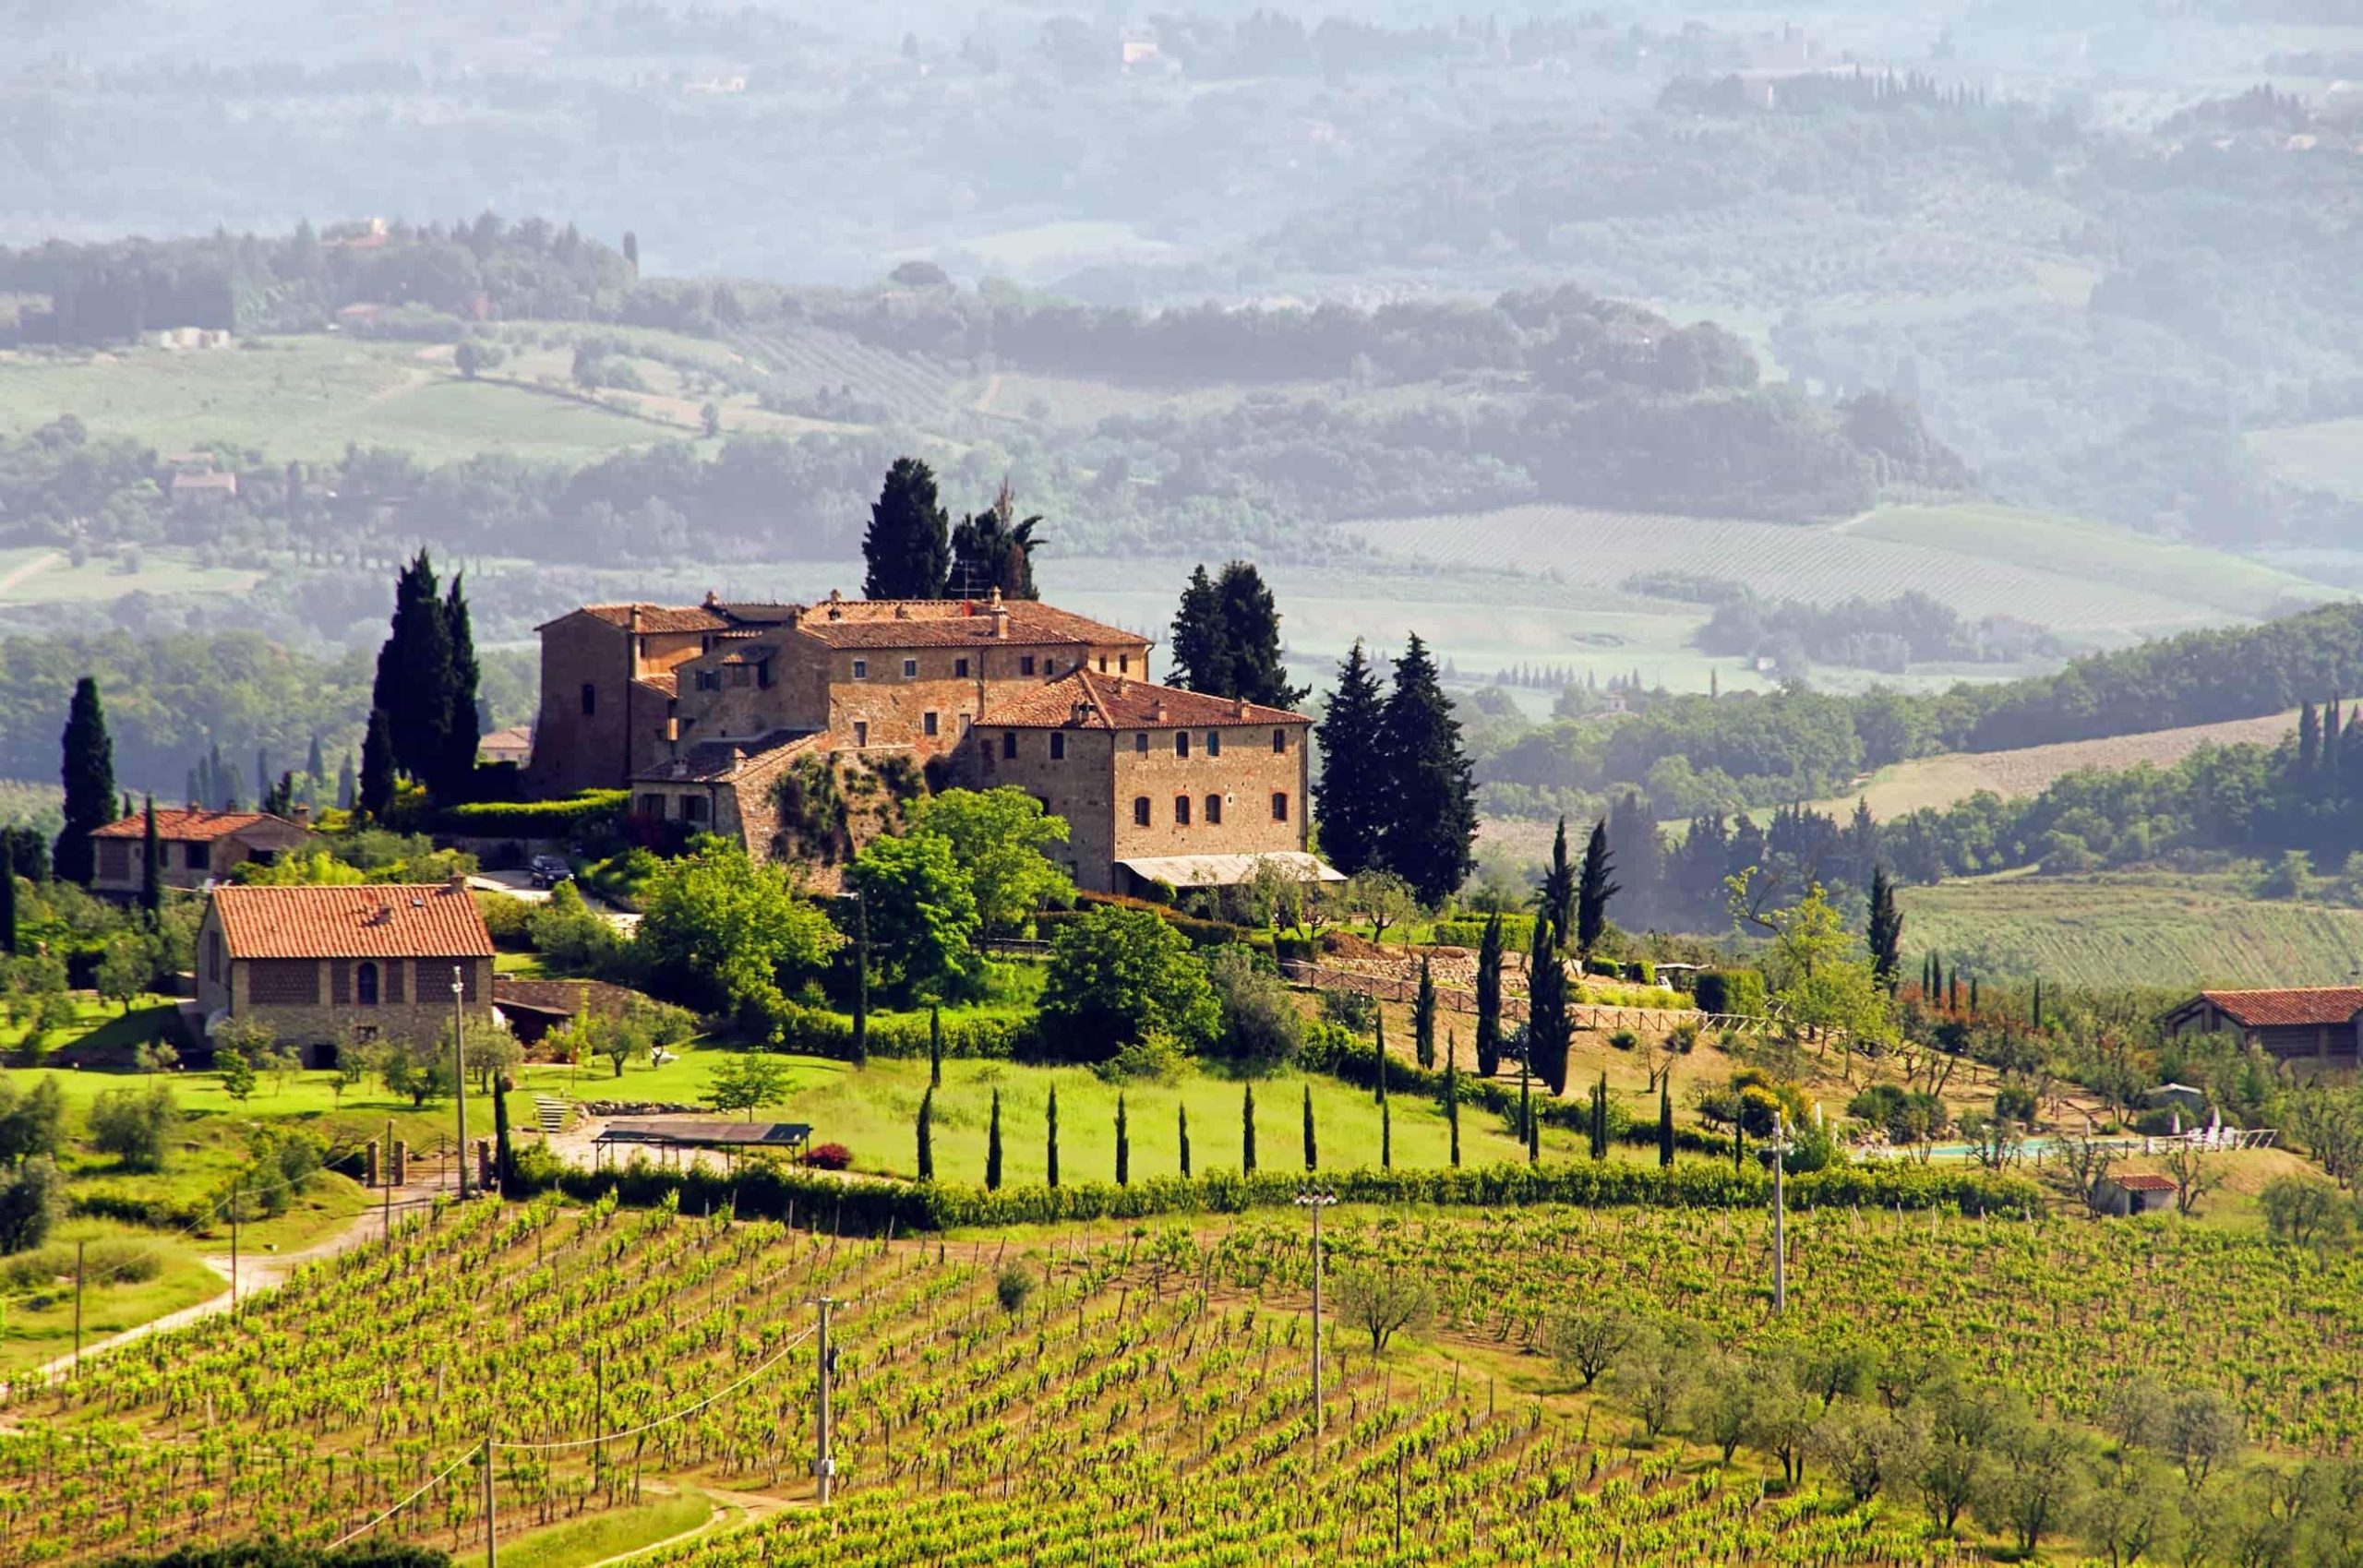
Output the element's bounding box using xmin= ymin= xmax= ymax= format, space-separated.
xmin=501 ymin=1489 xmax=714 ymax=1568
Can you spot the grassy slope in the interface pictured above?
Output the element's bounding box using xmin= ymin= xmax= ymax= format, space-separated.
xmin=2249 ymin=416 xmax=2363 ymax=500
xmin=1808 ymin=707 xmax=2302 ymax=820
xmin=1898 ymin=868 xmax=2363 ymax=987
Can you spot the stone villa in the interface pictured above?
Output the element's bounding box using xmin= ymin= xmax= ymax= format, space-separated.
xmin=90 ymin=808 xmax=309 ymax=900
xmin=529 ymin=590 xmax=1334 ymax=894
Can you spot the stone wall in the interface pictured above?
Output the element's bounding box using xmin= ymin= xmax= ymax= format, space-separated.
xmin=201 ymin=940 xmax=497 ymax=1052
xmin=975 ymin=728 xmax=1117 ymax=890
xmin=529 ymin=614 xmax=709 ymax=795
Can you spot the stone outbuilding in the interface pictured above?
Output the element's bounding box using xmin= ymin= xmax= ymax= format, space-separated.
xmin=194 ymin=880 xmax=497 ymax=1065
xmin=2096 ymin=1172 xmax=2179 ymax=1217
xmin=90 ymin=808 xmax=310 ymax=900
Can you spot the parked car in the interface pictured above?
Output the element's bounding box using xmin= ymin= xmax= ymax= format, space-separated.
xmin=529 ymin=854 xmax=573 ymax=889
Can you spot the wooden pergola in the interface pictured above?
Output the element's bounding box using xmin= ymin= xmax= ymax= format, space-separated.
xmin=591 ymin=1118 xmax=813 ymax=1170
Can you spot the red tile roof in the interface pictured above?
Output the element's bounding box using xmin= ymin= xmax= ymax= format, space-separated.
xmin=2109 ymin=1174 xmax=2180 ymax=1192
xmin=2196 ymin=988 xmax=2363 ymax=1027
xmin=569 ymin=604 xmax=735 ymax=634
xmin=210 ymin=883 xmax=494 ymax=960
xmin=796 ymin=596 xmax=1147 ymax=651
xmin=981 ymin=668 xmax=1307 ymax=730
xmin=92 ymin=809 xmax=299 ymax=843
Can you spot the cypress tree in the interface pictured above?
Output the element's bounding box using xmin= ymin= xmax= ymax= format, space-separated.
xmin=1527 ymin=916 xmax=1570 ymax=1096
xmin=138 ymin=796 xmax=161 ymax=916
xmin=2300 ymin=700 xmax=2321 ymax=773
xmin=441 ymin=570 xmax=482 ymax=798
xmin=1866 ymin=867 xmax=1903 ymax=992
xmin=1576 ymin=819 xmax=1621 ymax=959
xmin=1313 ymin=640 xmax=1387 ymax=877
xmin=928 ymin=1002 xmax=943 ymax=1087
xmin=1412 ymin=956 xmax=1436 ymax=1070
xmin=1178 ymin=1103 xmax=1192 ymax=1178
xmin=917 ymin=1087 xmax=935 ymax=1181
xmin=55 ymin=677 xmax=116 ymax=885
xmin=1114 ymin=1092 xmax=1128 ymax=1187
xmin=1969 ymin=975 xmax=1979 ymax=1014
xmin=850 ymin=892 xmax=870 ymax=1069
xmin=1445 ymin=1041 xmax=1461 ymax=1167
xmin=1517 ymin=1031 xmax=1533 ymax=1150
xmin=358 ymin=709 xmax=397 ymax=820
xmin=1168 ymin=565 xmax=1232 ymax=697
xmin=1658 ymin=1080 xmax=1674 ymax=1168
xmin=1474 ymin=911 xmax=1504 ymax=1078
xmin=2033 ymin=978 xmax=2044 ymax=1032
xmin=1241 ymin=1082 xmax=1257 ymax=1174
xmin=492 ymin=1072 xmax=513 ymax=1194
xmin=1377 ymin=634 xmax=1477 ymax=905
xmin=1301 ymin=1083 xmax=1317 ymax=1171
xmin=1538 ymin=818 xmax=1577 ymax=944
xmin=1528 ymin=1104 xmax=1540 ymax=1164
xmin=372 ymin=550 xmax=456 ymax=791
xmin=337 ymin=750 xmax=356 ymax=812
xmin=1589 ymin=1073 xmax=1609 ymax=1161
xmin=1212 ymin=561 xmax=1306 ymax=707
xmin=1381 ymin=1098 xmax=1392 ymax=1170
xmin=1373 ymin=1009 xmax=1387 ymax=1104
xmin=860 ymin=457 xmax=952 ymax=600
xmin=306 ymin=733 xmax=326 ymax=786
xmin=1948 ymin=971 xmax=1960 ymax=1013
xmin=1046 ymin=1084 xmax=1060 ymax=1190
xmin=0 ymin=863 xmax=18 ymax=957
xmin=986 ymin=1089 xmax=1003 ymax=1190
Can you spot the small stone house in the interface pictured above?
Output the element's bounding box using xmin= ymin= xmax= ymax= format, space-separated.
xmin=195 ymin=880 xmax=497 ymax=1065
xmin=90 ymin=808 xmax=310 ymax=900
xmin=2097 ymin=1172 xmax=2179 ymax=1217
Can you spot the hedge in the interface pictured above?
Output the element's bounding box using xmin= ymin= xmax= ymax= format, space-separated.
xmin=1430 ymin=915 xmax=1537 ymax=951
xmin=767 ymin=1005 xmax=1034 ymax=1061
xmin=437 ymin=791 xmax=628 ymax=839
xmin=1695 ymin=968 xmax=1767 ymax=1016
xmin=1040 ymin=901 xmax=1262 ymax=951
xmin=509 ymin=1151 xmax=2043 ymax=1234
xmin=98 ymin=1543 xmax=450 ymax=1568
xmin=70 ymin=1187 xmax=214 ymax=1231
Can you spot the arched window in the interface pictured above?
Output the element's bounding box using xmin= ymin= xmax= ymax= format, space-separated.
xmin=356 ymin=962 xmax=379 ymax=1006
xmin=1174 ymin=795 xmax=1192 ymax=826
xmin=1133 ymin=796 xmax=1151 ymax=826
xmin=1205 ymin=794 xmax=1223 ymax=825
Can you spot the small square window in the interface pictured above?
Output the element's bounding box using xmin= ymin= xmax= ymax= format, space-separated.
xmin=1120 ymin=654 xmax=1130 ymax=675
xmin=923 ymin=711 xmax=940 ymax=737
xmin=1134 ymin=732 xmax=1148 ymax=754
xmin=1205 ymin=794 xmax=1223 ymax=825
xmin=1207 ymin=731 xmax=1221 ymax=758
xmin=1050 ymin=732 xmax=1066 ymax=760
xmin=1098 ymin=655 xmax=1108 ymax=672
xmin=903 ymin=658 xmax=918 ymax=679
xmin=954 ymin=658 xmax=970 ymax=677
xmin=852 ymin=659 xmax=868 ymax=680
xmin=1021 ymin=655 xmax=1037 ymax=676
xmin=853 ymin=721 xmax=870 ymax=747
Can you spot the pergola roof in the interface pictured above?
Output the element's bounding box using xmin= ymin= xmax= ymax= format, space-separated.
xmin=593 ymin=1119 xmax=812 ymax=1150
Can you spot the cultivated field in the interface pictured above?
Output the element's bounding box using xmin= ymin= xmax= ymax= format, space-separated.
xmin=1814 ymin=708 xmax=2303 ymax=821
xmin=2249 ymin=416 xmax=2363 ymax=500
xmin=1351 ymin=502 xmax=2337 ymax=642
xmin=1898 ymin=868 xmax=2363 ymax=987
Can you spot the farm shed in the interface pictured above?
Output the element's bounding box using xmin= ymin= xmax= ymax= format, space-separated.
xmin=2097 ymin=1173 xmax=2179 ymax=1216
xmin=2161 ymin=987 xmax=2363 ymax=1070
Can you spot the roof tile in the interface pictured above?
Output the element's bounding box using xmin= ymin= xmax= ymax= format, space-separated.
xmin=797 ymin=597 xmax=1147 ymax=651
xmin=93 ymin=809 xmax=302 ymax=843
xmin=981 ymin=668 xmax=1307 ymax=730
xmin=210 ymin=883 xmax=494 ymax=960
xmin=2197 ymin=987 xmax=2363 ymax=1027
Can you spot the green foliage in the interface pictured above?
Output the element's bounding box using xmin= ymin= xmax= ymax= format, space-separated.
xmin=527 ymin=880 xmax=627 ymax=976
xmin=1204 ymin=947 xmax=1302 ymax=1071
xmin=848 ymin=832 xmax=982 ymax=1002
xmin=88 ymin=1081 xmax=180 ymax=1172
xmin=437 ymin=790 xmax=628 ymax=839
xmin=1313 ymin=640 xmax=1386 ymax=878
xmin=0 ymin=1158 xmax=62 ymax=1253
xmin=861 ymin=456 xmax=952 ymax=601
xmin=705 ymin=1049 xmax=794 ymax=1120
xmin=1694 ymin=969 xmax=1767 ymax=1016
xmin=1376 ymin=634 xmax=1478 ymax=904
xmin=633 ymin=842 xmax=843 ymax=1020
xmin=1038 ymin=904 xmax=1221 ymax=1060
xmin=1167 ymin=561 xmax=1307 ymax=708
xmin=908 ymin=788 xmax=1073 ymax=936
xmin=55 ymin=676 xmax=114 ymax=885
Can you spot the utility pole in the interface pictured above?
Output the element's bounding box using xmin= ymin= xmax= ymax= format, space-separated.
xmin=814 ymin=1296 xmax=836 ymax=1504
xmin=1772 ymin=1125 xmax=1785 ymax=1315
xmin=452 ymin=964 xmax=470 ymax=1202
xmin=484 ymin=1419 xmax=498 ymax=1568
xmin=1295 ymin=1187 xmax=1337 ymax=1438
xmin=230 ymin=1179 xmax=240 ymax=1306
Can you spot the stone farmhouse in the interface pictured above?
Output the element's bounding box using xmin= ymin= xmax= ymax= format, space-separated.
xmin=195 ymin=880 xmax=497 ymax=1065
xmin=90 ymin=808 xmax=309 ymax=901
xmin=2162 ymin=987 xmax=2363 ymax=1071
xmin=529 ymin=589 xmax=1334 ymax=895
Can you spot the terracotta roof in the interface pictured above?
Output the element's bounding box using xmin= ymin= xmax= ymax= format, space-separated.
xmin=565 ymin=604 xmax=735 ymax=634
xmin=796 ymin=595 xmax=1147 ymax=651
xmin=2194 ymin=988 xmax=2363 ymax=1027
xmin=492 ymin=976 xmax=642 ymax=1019
xmin=479 ymin=724 xmax=534 ymax=753
xmin=634 ymin=672 xmax=679 ymax=699
xmin=2109 ymin=1174 xmax=2180 ymax=1192
xmin=981 ymin=668 xmax=1307 ymax=730
xmin=634 ymin=729 xmax=820 ymax=784
xmin=93 ymin=808 xmax=300 ymax=843
xmin=210 ymin=883 xmax=494 ymax=960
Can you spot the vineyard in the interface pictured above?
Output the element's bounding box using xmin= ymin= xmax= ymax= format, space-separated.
xmin=1349 ymin=504 xmax=2290 ymax=641
xmin=8 ymin=1196 xmax=2363 ymax=1565
xmin=727 ymin=327 xmax=961 ymax=423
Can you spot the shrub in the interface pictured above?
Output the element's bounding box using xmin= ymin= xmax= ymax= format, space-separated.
xmin=88 ymin=1082 xmax=181 ymax=1172
xmin=1431 ymin=915 xmax=1537 ymax=951
xmin=1608 ymin=1029 xmax=1639 ymax=1051
xmin=1694 ymin=969 xmax=1767 ymax=1016
xmin=474 ymin=892 xmax=536 ymax=947
xmin=1318 ymin=988 xmax=1378 ymax=1032
xmin=802 ymin=1143 xmax=853 ymax=1170
xmin=0 ymin=1159 xmax=63 ymax=1252
xmin=766 ymin=1004 xmax=1028 ymax=1062
xmin=995 ymin=1261 xmax=1036 ymax=1313
xmin=437 ymin=791 xmax=628 ymax=840
xmin=0 ymin=1237 xmax=159 ymax=1293
xmin=1994 ymin=1084 xmax=2039 ymax=1124
xmin=1205 ymin=946 xmax=1302 ymax=1071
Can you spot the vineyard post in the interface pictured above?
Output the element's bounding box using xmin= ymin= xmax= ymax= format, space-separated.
xmin=71 ymin=1239 xmax=83 ymax=1378
xmin=815 ymin=1295 xmax=836 ymax=1503
xmin=230 ymin=1178 xmax=240 ymax=1306
xmin=1294 ymin=1187 xmax=1337 ymax=1439
xmin=1770 ymin=1112 xmax=1793 ymax=1316
xmin=452 ymin=965 xmax=471 ymax=1202
xmin=483 ymin=1418 xmax=497 ymax=1568
xmin=383 ymin=1118 xmax=393 ymax=1249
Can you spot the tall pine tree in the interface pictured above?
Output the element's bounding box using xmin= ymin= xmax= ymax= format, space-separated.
xmin=917 ymin=1087 xmax=935 ymax=1181
xmin=1168 ymin=565 xmax=1232 ymax=697
xmin=1527 ymin=915 xmax=1571 ymax=1096
xmin=1538 ymin=818 xmax=1576 ymax=943
xmin=1575 ymin=819 xmax=1621 ymax=959
xmin=861 ymin=457 xmax=951 ymax=600
xmin=1214 ymin=562 xmax=1305 ymax=707
xmin=1313 ymin=640 xmax=1386 ymax=877
xmin=372 ymin=551 xmax=455 ymax=794
xmin=357 ymin=709 xmax=397 ymax=821
xmin=55 ymin=676 xmax=115 ymax=885
xmin=1866 ymin=867 xmax=1903 ymax=993
xmin=440 ymin=570 xmax=482 ymax=798
xmin=948 ymin=478 xmax=1042 ymax=600
xmin=1473 ymin=912 xmax=1504 ymax=1078
xmin=1377 ymin=634 xmax=1476 ymax=905
xmin=138 ymin=796 xmax=161 ymax=916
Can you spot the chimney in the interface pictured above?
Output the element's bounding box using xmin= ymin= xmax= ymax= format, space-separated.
xmin=448 ymin=872 xmax=468 ymax=893
xmin=989 ymin=589 xmax=1010 ymax=639
xmin=1151 ymin=700 xmax=1169 ymax=723
xmin=703 ymin=588 xmax=720 ymax=607
xmin=293 ymin=803 xmax=310 ymax=828
xmin=1234 ymin=697 xmax=1252 ymax=719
